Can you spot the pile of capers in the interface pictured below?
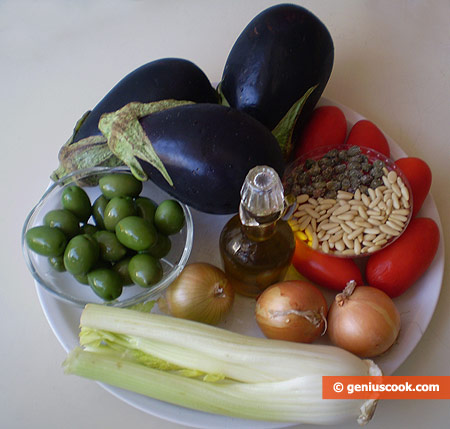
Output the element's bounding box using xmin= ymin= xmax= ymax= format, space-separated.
xmin=285 ymin=146 xmax=387 ymax=200
xmin=26 ymin=173 xmax=185 ymax=301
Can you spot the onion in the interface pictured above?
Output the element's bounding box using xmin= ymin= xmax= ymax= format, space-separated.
xmin=158 ymin=262 xmax=234 ymax=325
xmin=255 ymin=280 xmax=328 ymax=343
xmin=327 ymin=281 xmax=401 ymax=358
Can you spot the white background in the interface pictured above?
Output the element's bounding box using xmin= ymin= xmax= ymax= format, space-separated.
xmin=1 ymin=1 xmax=449 ymax=428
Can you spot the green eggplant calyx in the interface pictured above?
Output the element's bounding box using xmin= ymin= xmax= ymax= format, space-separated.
xmin=271 ymin=85 xmax=318 ymax=159
xmin=51 ymin=134 xmax=123 ymax=182
xmin=99 ymin=100 xmax=194 ymax=186
xmin=216 ymin=82 xmax=230 ymax=107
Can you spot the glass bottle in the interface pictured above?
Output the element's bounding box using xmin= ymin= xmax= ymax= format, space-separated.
xmin=219 ymin=165 xmax=295 ymax=298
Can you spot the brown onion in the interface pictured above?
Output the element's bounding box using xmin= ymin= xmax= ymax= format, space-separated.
xmin=327 ymin=281 xmax=401 ymax=358
xmin=158 ymin=262 xmax=234 ymax=325
xmin=255 ymin=280 xmax=328 ymax=343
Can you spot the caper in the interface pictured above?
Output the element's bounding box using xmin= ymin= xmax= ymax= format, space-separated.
xmin=347 ymin=145 xmax=361 ymax=156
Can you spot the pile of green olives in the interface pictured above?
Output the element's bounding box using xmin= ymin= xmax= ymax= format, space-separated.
xmin=26 ymin=173 xmax=186 ymax=301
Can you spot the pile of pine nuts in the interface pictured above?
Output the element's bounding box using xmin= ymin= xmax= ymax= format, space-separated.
xmin=289 ymin=168 xmax=411 ymax=256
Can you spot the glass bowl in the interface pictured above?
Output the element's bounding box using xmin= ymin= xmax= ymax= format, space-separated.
xmin=283 ymin=145 xmax=413 ymax=258
xmin=22 ymin=166 xmax=193 ymax=307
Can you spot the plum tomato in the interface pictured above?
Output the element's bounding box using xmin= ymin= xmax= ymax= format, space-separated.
xmin=366 ymin=217 xmax=440 ymax=298
xmin=291 ymin=239 xmax=363 ymax=291
xmin=293 ymin=106 xmax=347 ymax=159
xmin=345 ymin=119 xmax=390 ymax=158
xmin=395 ymin=157 xmax=432 ymax=218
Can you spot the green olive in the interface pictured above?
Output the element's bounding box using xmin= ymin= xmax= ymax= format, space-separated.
xmin=80 ymin=223 xmax=98 ymax=235
xmin=63 ymin=234 xmax=99 ymax=275
xmin=61 ymin=185 xmax=92 ymax=222
xmin=154 ymin=200 xmax=185 ymax=235
xmin=48 ymin=255 xmax=66 ymax=272
xmin=26 ymin=225 xmax=67 ymax=256
xmin=115 ymin=216 xmax=157 ymax=251
xmin=143 ymin=233 xmax=172 ymax=259
xmin=92 ymin=195 xmax=109 ymax=229
xmin=128 ymin=254 xmax=163 ymax=288
xmin=103 ymin=197 xmax=136 ymax=231
xmin=99 ymin=173 xmax=143 ymax=199
xmin=93 ymin=230 xmax=127 ymax=262
xmin=135 ymin=197 xmax=157 ymax=223
xmin=87 ymin=268 xmax=123 ymax=301
xmin=112 ymin=257 xmax=134 ymax=286
xmin=43 ymin=209 xmax=80 ymax=238
xmin=74 ymin=272 xmax=89 ymax=285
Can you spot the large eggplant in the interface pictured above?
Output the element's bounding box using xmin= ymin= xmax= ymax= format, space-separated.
xmin=74 ymin=58 xmax=218 ymax=142
xmin=219 ymin=4 xmax=334 ymax=150
xmin=137 ymin=104 xmax=285 ymax=214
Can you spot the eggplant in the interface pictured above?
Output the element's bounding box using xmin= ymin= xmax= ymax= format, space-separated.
xmin=219 ymin=4 xmax=334 ymax=146
xmin=138 ymin=104 xmax=285 ymax=214
xmin=74 ymin=58 xmax=218 ymax=142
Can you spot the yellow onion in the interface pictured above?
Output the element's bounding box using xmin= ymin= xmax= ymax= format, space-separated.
xmin=327 ymin=281 xmax=401 ymax=358
xmin=255 ymin=280 xmax=328 ymax=343
xmin=158 ymin=262 xmax=234 ymax=325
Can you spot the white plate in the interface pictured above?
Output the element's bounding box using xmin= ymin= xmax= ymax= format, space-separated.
xmin=36 ymin=98 xmax=445 ymax=429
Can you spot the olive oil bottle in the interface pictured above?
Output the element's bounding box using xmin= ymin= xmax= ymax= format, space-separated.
xmin=219 ymin=166 xmax=295 ymax=297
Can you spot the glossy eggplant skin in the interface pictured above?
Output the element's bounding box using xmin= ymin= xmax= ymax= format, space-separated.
xmin=74 ymin=58 xmax=218 ymax=142
xmin=139 ymin=104 xmax=285 ymax=214
xmin=220 ymin=4 xmax=334 ymax=136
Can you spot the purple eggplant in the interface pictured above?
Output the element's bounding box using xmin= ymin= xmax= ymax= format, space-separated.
xmin=74 ymin=58 xmax=218 ymax=142
xmin=137 ymin=103 xmax=285 ymax=214
xmin=219 ymin=4 xmax=334 ymax=155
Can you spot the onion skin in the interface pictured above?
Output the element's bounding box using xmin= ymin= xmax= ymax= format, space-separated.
xmin=159 ymin=263 xmax=234 ymax=325
xmin=255 ymin=280 xmax=328 ymax=343
xmin=327 ymin=285 xmax=401 ymax=358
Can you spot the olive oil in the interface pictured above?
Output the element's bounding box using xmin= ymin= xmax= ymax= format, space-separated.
xmin=219 ymin=166 xmax=295 ymax=297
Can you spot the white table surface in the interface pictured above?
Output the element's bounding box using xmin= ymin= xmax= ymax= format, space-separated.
xmin=1 ymin=1 xmax=449 ymax=428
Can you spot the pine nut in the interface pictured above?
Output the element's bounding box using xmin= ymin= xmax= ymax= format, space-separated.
xmin=379 ymin=224 xmax=401 ymax=236
xmin=304 ymin=206 xmax=321 ymax=219
xmin=337 ymin=191 xmax=354 ymax=200
xmin=297 ymin=194 xmax=309 ymax=204
xmin=387 ymin=170 xmax=398 ymax=184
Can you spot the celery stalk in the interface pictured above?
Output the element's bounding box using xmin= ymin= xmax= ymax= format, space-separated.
xmin=64 ymin=304 xmax=380 ymax=425
xmin=80 ymin=304 xmax=372 ymax=382
xmin=63 ymin=348 xmax=371 ymax=425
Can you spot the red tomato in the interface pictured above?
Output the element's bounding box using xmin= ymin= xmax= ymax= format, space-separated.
xmin=345 ymin=119 xmax=390 ymax=157
xmin=291 ymin=239 xmax=363 ymax=291
xmin=294 ymin=106 xmax=347 ymax=159
xmin=366 ymin=217 xmax=440 ymax=298
xmin=395 ymin=157 xmax=432 ymax=218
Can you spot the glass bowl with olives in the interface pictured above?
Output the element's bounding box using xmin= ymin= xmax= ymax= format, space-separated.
xmin=22 ymin=166 xmax=193 ymax=307
xmin=283 ymin=145 xmax=413 ymax=258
